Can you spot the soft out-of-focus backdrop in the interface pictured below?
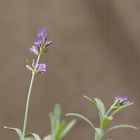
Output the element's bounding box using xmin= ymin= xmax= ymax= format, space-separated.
xmin=0 ymin=0 xmax=139 ymax=140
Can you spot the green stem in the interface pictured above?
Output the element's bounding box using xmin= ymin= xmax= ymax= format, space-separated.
xmin=105 ymin=101 xmax=116 ymax=117
xmin=21 ymin=55 xmax=41 ymax=140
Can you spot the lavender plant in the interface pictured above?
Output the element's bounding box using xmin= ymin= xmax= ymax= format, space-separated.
xmin=3 ymin=28 xmax=137 ymax=140
xmin=67 ymin=95 xmax=138 ymax=140
xmin=4 ymin=28 xmax=76 ymax=140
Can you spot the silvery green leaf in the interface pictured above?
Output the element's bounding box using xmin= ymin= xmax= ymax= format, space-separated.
xmin=95 ymin=128 xmax=103 ymax=140
xmin=94 ymin=98 xmax=106 ymax=122
xmin=66 ymin=113 xmax=96 ymax=130
xmin=55 ymin=121 xmax=66 ymax=140
xmin=83 ymin=96 xmax=106 ymax=124
xmin=43 ymin=134 xmax=52 ymax=140
xmin=25 ymin=133 xmax=41 ymax=140
xmin=60 ymin=119 xmax=76 ymax=139
xmin=50 ymin=104 xmax=61 ymax=132
xmin=105 ymin=124 xmax=138 ymax=135
xmin=50 ymin=104 xmax=62 ymax=140
xmin=4 ymin=126 xmax=22 ymax=139
xmin=53 ymin=104 xmax=61 ymax=118
xmin=83 ymin=95 xmax=96 ymax=106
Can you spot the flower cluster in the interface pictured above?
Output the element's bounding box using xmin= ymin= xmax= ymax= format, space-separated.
xmin=26 ymin=59 xmax=47 ymax=73
xmin=114 ymin=95 xmax=129 ymax=107
xmin=26 ymin=28 xmax=52 ymax=73
xmin=30 ymin=28 xmax=52 ymax=55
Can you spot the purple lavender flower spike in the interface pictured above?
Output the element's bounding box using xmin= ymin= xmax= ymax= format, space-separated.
xmin=114 ymin=95 xmax=129 ymax=106
xmin=37 ymin=64 xmax=46 ymax=73
xmin=30 ymin=28 xmax=52 ymax=55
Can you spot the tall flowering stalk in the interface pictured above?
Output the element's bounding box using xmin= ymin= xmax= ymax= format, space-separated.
xmin=4 ymin=28 xmax=76 ymax=140
xmin=22 ymin=28 xmax=52 ymax=140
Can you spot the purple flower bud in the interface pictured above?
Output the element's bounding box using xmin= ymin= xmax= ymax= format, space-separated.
xmin=26 ymin=58 xmax=46 ymax=73
xmin=34 ymin=37 xmax=43 ymax=46
xmin=30 ymin=46 xmax=39 ymax=55
xmin=114 ymin=95 xmax=129 ymax=106
xmin=37 ymin=28 xmax=47 ymax=38
xmin=36 ymin=64 xmax=46 ymax=73
xmin=45 ymin=41 xmax=53 ymax=48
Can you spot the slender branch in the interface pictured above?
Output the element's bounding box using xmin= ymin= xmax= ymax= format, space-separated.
xmin=21 ymin=55 xmax=41 ymax=140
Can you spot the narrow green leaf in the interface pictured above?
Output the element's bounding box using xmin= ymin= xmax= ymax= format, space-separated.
xmin=94 ymin=98 xmax=106 ymax=122
xmin=25 ymin=133 xmax=41 ymax=140
xmin=55 ymin=121 xmax=66 ymax=140
xmin=60 ymin=119 xmax=76 ymax=139
xmin=105 ymin=124 xmax=138 ymax=135
xmin=111 ymin=102 xmax=133 ymax=117
xmin=66 ymin=113 xmax=96 ymax=130
xmin=43 ymin=134 xmax=52 ymax=140
xmin=49 ymin=104 xmax=61 ymax=139
xmin=95 ymin=128 xmax=103 ymax=140
xmin=83 ymin=95 xmax=96 ymax=106
xmin=4 ymin=126 xmax=22 ymax=139
xmin=53 ymin=104 xmax=61 ymax=118
xmin=83 ymin=96 xmax=106 ymax=124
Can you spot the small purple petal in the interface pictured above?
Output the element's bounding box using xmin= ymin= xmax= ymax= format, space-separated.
xmin=34 ymin=37 xmax=42 ymax=47
xmin=37 ymin=28 xmax=47 ymax=38
xmin=115 ymin=96 xmax=121 ymax=102
xmin=30 ymin=46 xmax=38 ymax=55
xmin=45 ymin=41 xmax=53 ymax=47
xmin=37 ymin=64 xmax=46 ymax=72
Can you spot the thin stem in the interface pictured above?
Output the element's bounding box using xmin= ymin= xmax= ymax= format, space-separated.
xmin=21 ymin=55 xmax=41 ymax=140
xmin=105 ymin=101 xmax=116 ymax=117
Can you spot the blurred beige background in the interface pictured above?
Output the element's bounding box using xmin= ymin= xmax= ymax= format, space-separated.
xmin=0 ymin=0 xmax=139 ymax=140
